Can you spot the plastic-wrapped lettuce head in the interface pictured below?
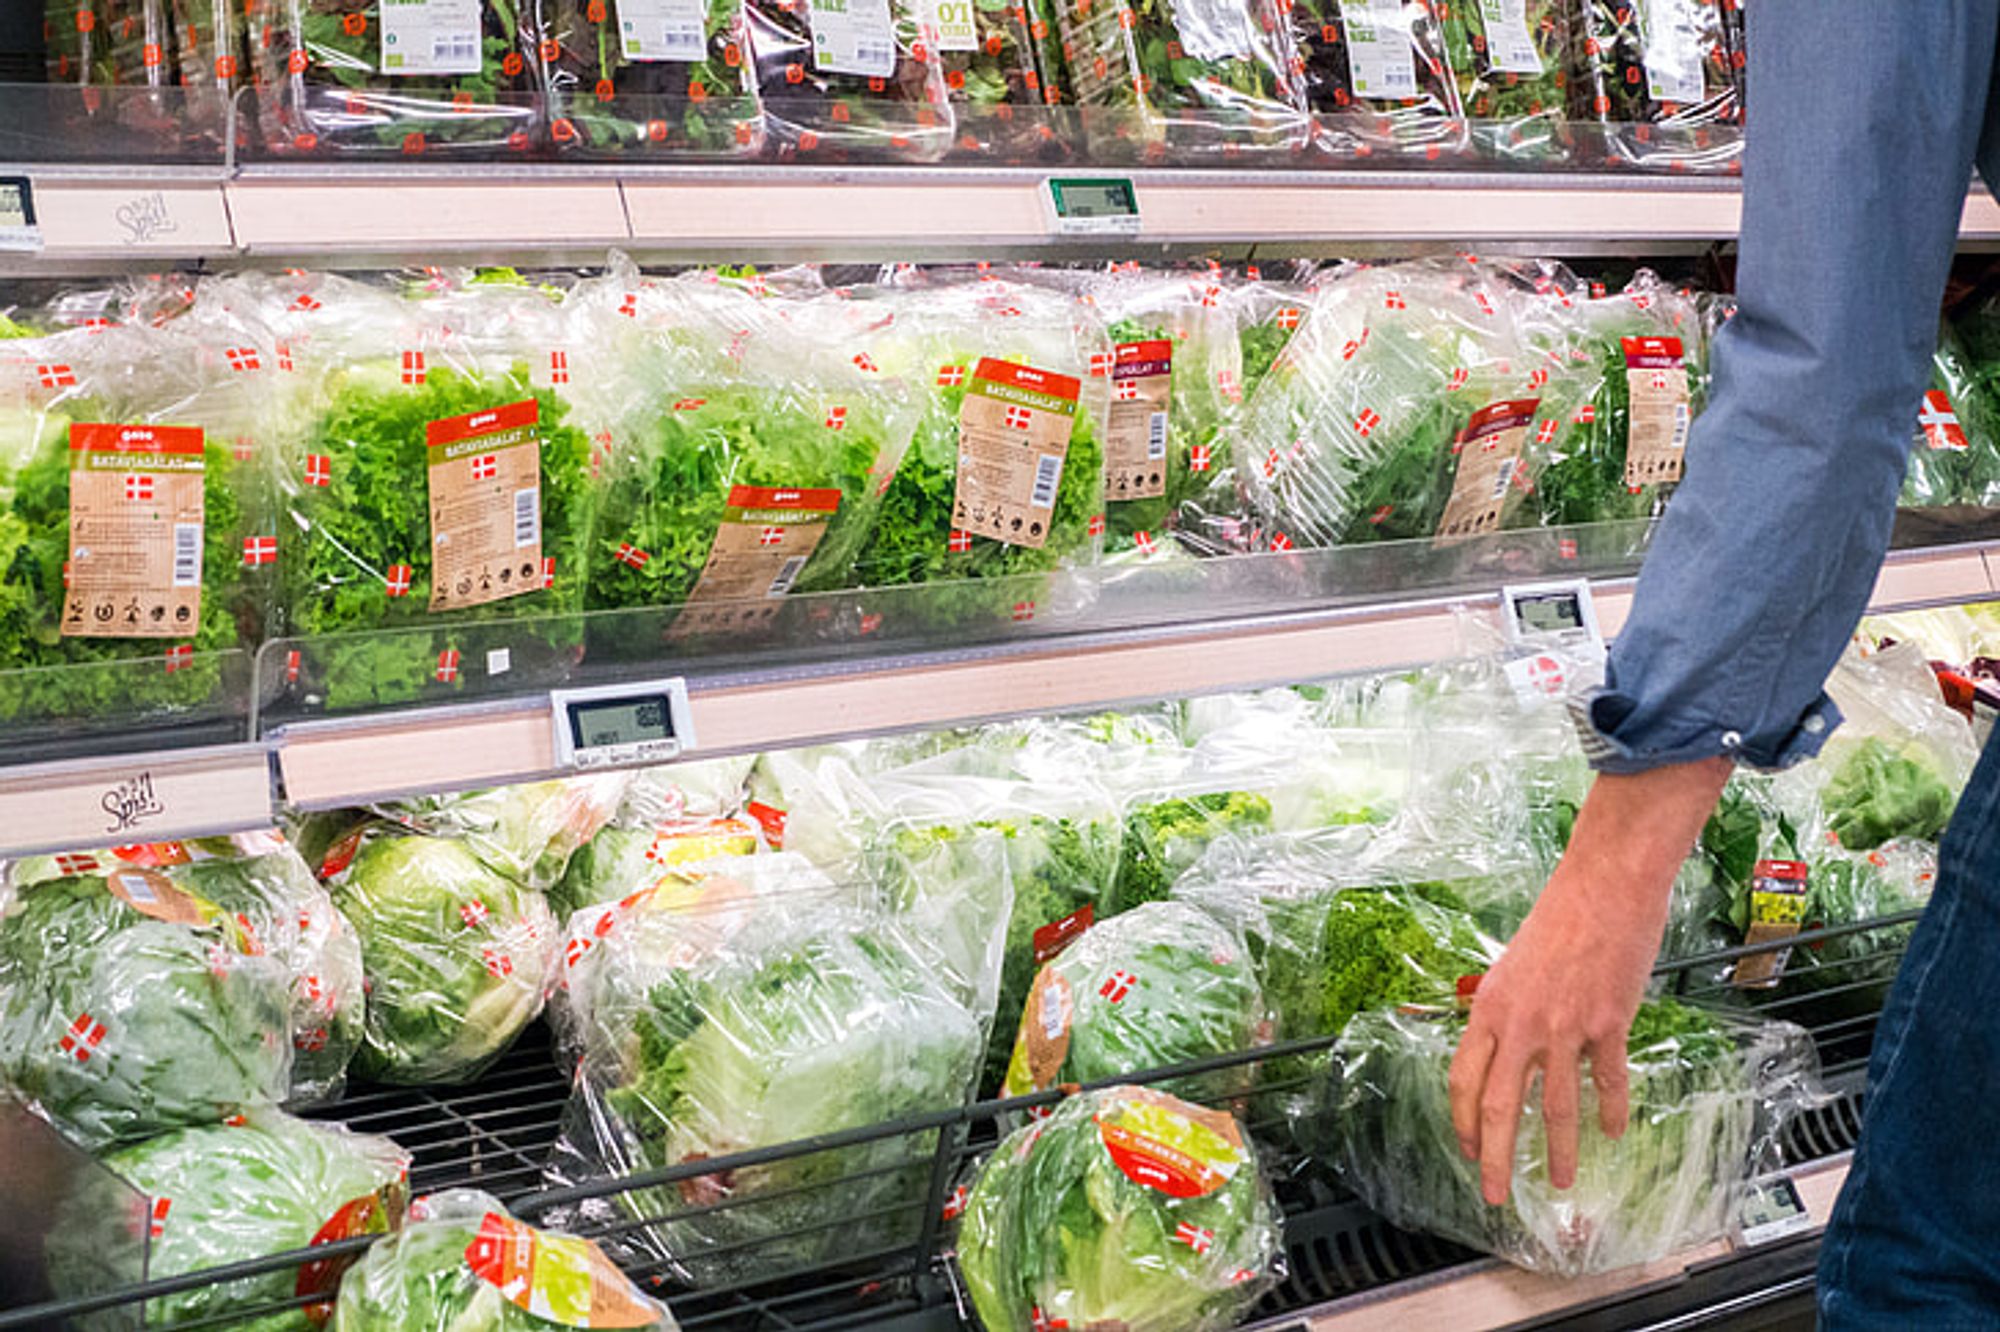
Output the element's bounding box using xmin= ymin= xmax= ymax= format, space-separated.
xmin=957 ymin=1086 xmax=1282 ymax=1332
xmin=1001 ymin=901 xmax=1266 ymax=1106
xmin=49 ymin=1110 xmax=408 ymax=1332
xmin=545 ymin=880 xmax=985 ymax=1286
xmin=1327 ymin=1000 xmax=1821 ymax=1276
xmin=6 ymin=835 xmax=365 ymax=1107
xmin=549 ymin=814 xmax=759 ymax=920
xmin=332 ymin=1189 xmax=679 ymax=1332
xmin=373 ymin=776 xmax=631 ymax=891
xmin=1113 ymin=789 xmax=1276 ymax=913
xmin=322 ymin=826 xmax=556 ymax=1085
xmin=0 ymin=868 xmax=292 ymax=1149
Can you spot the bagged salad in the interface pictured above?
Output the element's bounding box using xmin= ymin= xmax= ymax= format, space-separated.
xmin=745 ymin=0 xmax=954 ymax=159
xmin=247 ymin=0 xmax=543 ymax=156
xmin=538 ymin=0 xmax=764 ymax=156
xmin=956 ymin=1085 xmax=1282 ymax=1332
xmin=167 ymin=0 xmax=249 ymax=142
xmin=1047 ymin=0 xmax=1307 ymax=159
xmin=1570 ymin=0 xmax=1742 ymax=171
xmin=315 ymin=819 xmax=558 ymax=1085
xmin=332 ymin=1188 xmax=680 ymax=1331
xmin=579 ymin=271 xmax=916 ymax=647
xmin=0 ymin=322 xmax=271 ymax=728
xmin=544 ymin=869 xmax=989 ymax=1285
xmin=848 ymin=278 xmax=1108 ymax=629
xmin=1328 ymin=999 xmax=1820 ymax=1276
xmin=49 ymin=1111 xmax=408 ymax=1332
xmin=1902 ymin=323 xmax=2000 ymax=509
xmin=1293 ymin=0 xmax=1464 ymax=159
xmin=1437 ymin=0 xmax=1570 ymax=161
xmin=263 ymin=275 xmax=598 ymax=710
xmin=932 ymin=0 xmax=1053 ymax=158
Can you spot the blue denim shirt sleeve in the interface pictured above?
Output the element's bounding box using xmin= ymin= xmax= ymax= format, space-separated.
xmin=1573 ymin=0 xmax=2000 ymax=776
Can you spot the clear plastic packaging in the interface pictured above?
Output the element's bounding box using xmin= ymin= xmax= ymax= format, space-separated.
xmin=549 ymin=813 xmax=760 ymax=918
xmin=1901 ymin=324 xmax=2000 ymax=509
xmin=1052 ymin=0 xmax=1307 ymax=159
xmin=248 ymin=0 xmax=543 ymax=157
xmin=1570 ymin=0 xmax=1742 ymax=172
xmin=934 ymin=0 xmax=1054 ymax=158
xmin=745 ymin=0 xmax=955 ymax=160
xmin=1000 ymin=900 xmax=1265 ymax=1105
xmin=1090 ymin=270 xmax=1245 ymax=558
xmin=846 ymin=279 xmax=1108 ymax=630
xmin=10 ymin=833 xmax=369 ymax=1107
xmin=367 ymin=775 xmax=632 ymax=891
xmin=333 ymin=1188 xmax=680 ymax=1331
xmin=1236 ymin=260 xmax=1555 ymax=549
xmin=261 ymin=276 xmax=599 ymax=710
xmin=578 ymin=272 xmax=917 ymax=646
xmin=956 ymin=1085 xmax=1283 ymax=1332
xmin=0 ymin=322 xmax=272 ymax=727
xmin=544 ymin=873 xmax=989 ymax=1285
xmin=1438 ymin=0 xmax=1571 ymax=162
xmin=49 ymin=1110 xmax=409 ymax=1332
xmin=166 ymin=0 xmax=248 ymax=142
xmin=1327 ymin=1000 xmax=1822 ymax=1276
xmin=1294 ymin=0 xmax=1465 ymax=159
xmin=1113 ymin=785 xmax=1277 ymax=913
xmin=317 ymin=822 xmax=558 ymax=1085
xmin=538 ymin=0 xmax=765 ymax=156
xmin=0 ymin=861 xmax=293 ymax=1149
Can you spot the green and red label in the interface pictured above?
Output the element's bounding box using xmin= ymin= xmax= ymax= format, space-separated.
xmin=463 ymin=1212 xmax=660 ymax=1328
xmin=1105 ymin=339 xmax=1172 ymax=501
xmin=1438 ymin=398 xmax=1538 ymax=541
xmin=675 ymin=485 xmax=843 ymax=636
xmin=425 ymin=400 xmax=543 ymax=613
xmin=64 ymin=423 xmax=205 ymax=640
xmin=1096 ymin=1087 xmax=1247 ymax=1199
xmin=1621 ymin=336 xmax=1690 ymax=487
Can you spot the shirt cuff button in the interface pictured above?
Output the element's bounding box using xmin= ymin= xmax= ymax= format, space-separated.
xmin=1720 ymin=729 xmax=1743 ymax=749
xmin=1804 ymin=715 xmax=1827 ymax=735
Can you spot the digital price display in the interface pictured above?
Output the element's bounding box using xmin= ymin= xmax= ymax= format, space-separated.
xmin=1737 ymin=1175 xmax=1815 ymax=1247
xmin=1501 ymin=579 xmax=1603 ymax=653
xmin=0 ymin=177 xmax=41 ymax=253
xmin=1046 ymin=178 xmax=1141 ymax=236
xmin=549 ymin=679 xmax=694 ymax=770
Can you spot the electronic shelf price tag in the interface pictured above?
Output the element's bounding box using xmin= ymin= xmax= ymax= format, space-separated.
xmin=1498 ymin=578 xmax=1606 ymax=704
xmin=549 ymin=678 xmax=695 ymax=770
xmin=1736 ymin=1173 xmax=1816 ymax=1247
xmin=0 ymin=178 xmax=42 ymax=253
xmin=1045 ymin=178 xmax=1142 ymax=237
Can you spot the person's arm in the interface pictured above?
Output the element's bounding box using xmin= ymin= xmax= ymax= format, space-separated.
xmin=1449 ymin=0 xmax=2000 ymax=1203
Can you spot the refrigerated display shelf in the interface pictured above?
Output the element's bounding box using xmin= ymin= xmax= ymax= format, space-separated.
xmin=0 ymin=918 xmax=1899 ymax=1332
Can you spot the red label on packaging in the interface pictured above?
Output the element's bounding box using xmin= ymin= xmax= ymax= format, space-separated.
xmin=1920 ymin=391 xmax=1970 ymax=451
xmin=109 ymin=842 xmax=193 ymax=867
xmin=296 ymin=1192 xmax=398 ymax=1324
xmin=425 ymin=398 xmax=541 ymax=449
xmin=1113 ymin=339 xmax=1173 ymax=380
xmin=1460 ymin=398 xmax=1539 ymax=443
xmin=1031 ymin=904 xmax=1094 ymax=964
xmin=745 ymin=801 xmax=787 ymax=849
xmin=969 ymin=356 xmax=1082 ymax=405
xmin=1620 ymin=335 xmax=1685 ymax=370
xmin=722 ymin=485 xmax=843 ymax=514
xmin=318 ymin=827 xmax=367 ymax=880
xmin=68 ymin=423 xmax=205 ymax=457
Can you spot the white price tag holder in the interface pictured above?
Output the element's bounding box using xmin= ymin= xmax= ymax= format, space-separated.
xmin=0 ymin=177 xmax=43 ymax=253
xmin=549 ymin=678 xmax=696 ymax=770
xmin=1499 ymin=579 xmax=1606 ymax=704
xmin=1736 ymin=1174 xmax=1817 ymax=1247
xmin=1045 ymin=177 xmax=1141 ymax=237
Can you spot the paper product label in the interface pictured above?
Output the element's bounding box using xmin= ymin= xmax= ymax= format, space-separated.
xmin=931 ymin=0 xmax=978 ymax=51
xmin=296 ymin=1191 xmax=400 ymax=1324
xmin=809 ymin=0 xmax=897 ymax=78
xmin=1174 ymin=0 xmax=1253 ymax=62
xmin=1031 ymin=903 xmax=1094 ymax=964
xmin=1009 ymin=969 xmax=1073 ymax=1092
xmin=425 ymin=400 xmax=543 ymax=613
xmin=618 ymin=0 xmax=707 ymax=61
xmin=1438 ymin=398 xmax=1537 ymax=540
xmin=380 ymin=0 xmax=482 ymax=76
xmin=63 ymin=423 xmax=204 ymax=640
xmin=953 ymin=358 xmax=1080 ymax=550
xmin=1919 ymin=390 xmax=1969 ymax=451
xmin=686 ymin=485 xmax=840 ymax=605
xmin=104 ymin=867 xmax=211 ymax=926
xmin=1640 ymin=0 xmax=1705 ymax=104
xmin=1097 ymin=1088 xmax=1246 ymax=1199
xmin=643 ymin=816 xmax=759 ymax=869
xmin=1733 ymin=859 xmax=1809 ymax=989
xmin=1477 ymin=0 xmax=1542 ymax=74
xmin=1622 ymin=336 xmax=1690 ymax=487
xmin=745 ymin=800 xmax=787 ymax=848
xmin=1105 ymin=340 xmax=1172 ymax=502
xmin=1339 ymin=0 xmax=1418 ymax=99
xmin=464 ymin=1212 xmax=659 ymax=1329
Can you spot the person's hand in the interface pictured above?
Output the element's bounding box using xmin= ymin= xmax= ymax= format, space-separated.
xmin=1448 ymin=757 xmax=1731 ymax=1205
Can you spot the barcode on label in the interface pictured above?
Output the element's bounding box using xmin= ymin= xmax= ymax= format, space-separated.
xmin=1669 ymin=402 xmax=1691 ymax=451
xmin=767 ymin=555 xmax=808 ymax=598
xmin=123 ymin=876 xmax=158 ymax=903
xmin=1031 ymin=454 xmax=1063 ymax=509
xmin=854 ymin=42 xmax=895 ymax=68
xmin=432 ymin=34 xmax=478 ymax=63
xmin=1147 ymin=412 xmax=1168 ymax=460
xmin=1490 ymin=457 xmax=1518 ymax=501
xmin=513 ymin=488 xmax=539 ymax=549
xmin=661 ymin=24 xmax=703 ymax=54
xmin=172 ymin=523 xmax=202 ymax=587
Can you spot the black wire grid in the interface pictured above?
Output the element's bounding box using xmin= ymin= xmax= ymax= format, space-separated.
xmin=0 ymin=913 xmax=1906 ymax=1332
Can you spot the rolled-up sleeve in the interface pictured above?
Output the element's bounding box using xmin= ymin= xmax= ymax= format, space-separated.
xmin=1577 ymin=0 xmax=2000 ymax=776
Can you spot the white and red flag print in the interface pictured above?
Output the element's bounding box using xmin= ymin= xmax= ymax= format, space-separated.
xmin=1098 ymin=969 xmax=1136 ymax=1002
xmin=36 ymin=363 xmax=75 ymax=388
xmin=1174 ymin=1222 xmax=1215 ymax=1254
xmin=304 ymin=454 xmax=332 ymax=487
xmin=435 ymin=649 xmax=461 ymax=682
xmin=1536 ymin=419 xmax=1559 ymax=445
xmin=1189 ymin=444 xmax=1212 ymax=472
xmin=400 ymin=350 xmax=425 ymax=385
xmin=948 ymin=529 xmax=974 ymax=553
xmin=460 ymin=900 xmax=489 ymax=929
xmin=549 ymin=349 xmax=570 ymax=384
xmin=1921 ymin=392 xmax=1968 ymax=450
xmin=470 ymin=454 xmax=498 ymax=481
xmin=384 ymin=564 xmax=413 ymax=598
xmin=124 ymin=475 xmax=154 ymax=501
xmin=615 ymin=543 xmax=650 ymax=569
xmin=1277 ymin=306 xmax=1301 ymax=330
xmin=1353 ymin=409 xmax=1381 ymax=437
xmin=1383 ymin=290 xmax=1406 ymax=311
xmin=149 ymin=1198 xmax=172 ymax=1240
xmin=1114 ymin=380 xmax=1140 ymax=401
xmin=55 ymin=854 xmax=100 ymax=875
xmin=937 ymin=364 xmax=967 ymax=387
xmin=759 ymin=526 xmax=785 ymax=547
xmin=824 ymin=406 xmax=847 ymax=430
xmin=60 ymin=1014 xmax=106 ymax=1062
xmin=224 ymin=346 xmax=260 ymax=372
xmin=1005 ymin=405 xmax=1033 ymax=431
